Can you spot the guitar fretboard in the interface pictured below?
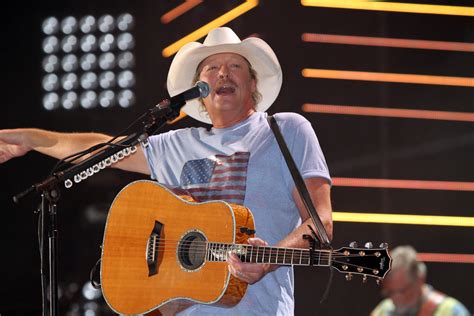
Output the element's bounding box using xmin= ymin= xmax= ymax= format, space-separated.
xmin=206 ymin=242 xmax=331 ymax=267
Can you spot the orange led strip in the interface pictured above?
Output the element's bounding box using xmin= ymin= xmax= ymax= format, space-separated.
xmin=302 ymin=69 xmax=474 ymax=87
xmin=301 ymin=0 xmax=474 ymax=17
xmin=301 ymin=33 xmax=474 ymax=52
xmin=167 ymin=111 xmax=188 ymax=124
xmin=417 ymin=253 xmax=474 ymax=264
xmin=162 ymin=0 xmax=259 ymax=57
xmin=302 ymin=104 xmax=474 ymax=122
xmin=333 ymin=212 xmax=474 ymax=227
xmin=161 ymin=0 xmax=203 ymax=24
xmin=332 ymin=177 xmax=474 ymax=191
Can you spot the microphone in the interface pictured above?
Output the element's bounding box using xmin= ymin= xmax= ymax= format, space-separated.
xmin=169 ymin=81 xmax=210 ymax=105
xmin=153 ymin=81 xmax=210 ymax=115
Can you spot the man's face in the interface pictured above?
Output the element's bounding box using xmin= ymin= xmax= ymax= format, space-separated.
xmin=198 ymin=53 xmax=256 ymax=119
xmin=381 ymin=269 xmax=423 ymax=314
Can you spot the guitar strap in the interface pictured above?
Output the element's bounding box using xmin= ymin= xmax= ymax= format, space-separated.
xmin=267 ymin=115 xmax=332 ymax=249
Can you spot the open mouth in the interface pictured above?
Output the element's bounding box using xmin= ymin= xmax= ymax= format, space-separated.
xmin=216 ymin=85 xmax=236 ymax=95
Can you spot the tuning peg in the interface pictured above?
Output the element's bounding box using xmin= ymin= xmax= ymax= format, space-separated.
xmin=349 ymin=241 xmax=358 ymax=248
xmin=345 ymin=273 xmax=353 ymax=281
xmin=364 ymin=242 xmax=373 ymax=249
xmin=379 ymin=242 xmax=388 ymax=248
xmin=362 ymin=275 xmax=367 ymax=283
xmin=376 ymin=278 xmax=382 ymax=285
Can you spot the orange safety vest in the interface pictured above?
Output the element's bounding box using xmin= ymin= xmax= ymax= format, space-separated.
xmin=418 ymin=290 xmax=446 ymax=316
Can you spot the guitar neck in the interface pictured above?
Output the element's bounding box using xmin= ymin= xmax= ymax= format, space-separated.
xmin=206 ymin=242 xmax=331 ymax=267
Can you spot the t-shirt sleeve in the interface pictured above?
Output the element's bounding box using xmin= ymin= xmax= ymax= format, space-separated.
xmin=275 ymin=113 xmax=332 ymax=192
xmin=140 ymin=129 xmax=193 ymax=186
xmin=141 ymin=134 xmax=163 ymax=181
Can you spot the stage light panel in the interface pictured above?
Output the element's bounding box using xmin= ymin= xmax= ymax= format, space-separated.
xmin=80 ymin=34 xmax=97 ymax=52
xmin=61 ymin=91 xmax=79 ymax=110
xmin=42 ymin=36 xmax=59 ymax=54
xmin=99 ymin=71 xmax=115 ymax=89
xmin=42 ymin=74 xmax=59 ymax=92
xmin=117 ymin=89 xmax=134 ymax=108
xmin=43 ymin=55 xmax=60 ymax=73
xmin=42 ymin=17 xmax=59 ymax=35
xmin=61 ymin=73 xmax=78 ymax=90
xmin=41 ymin=13 xmax=136 ymax=110
xmin=99 ymin=34 xmax=115 ymax=52
xmin=80 ymin=72 xmax=98 ymax=90
xmin=43 ymin=92 xmax=60 ymax=110
xmin=98 ymin=15 xmax=115 ymax=33
xmin=117 ymin=51 xmax=134 ymax=69
xmin=99 ymin=90 xmax=116 ymax=108
xmin=79 ymin=53 xmax=97 ymax=71
xmin=98 ymin=52 xmax=115 ymax=70
xmin=61 ymin=16 xmax=78 ymax=34
xmin=61 ymin=54 xmax=78 ymax=72
xmin=116 ymin=33 xmax=134 ymax=51
xmin=61 ymin=35 xmax=78 ymax=53
xmin=79 ymin=15 xmax=96 ymax=33
xmin=80 ymin=90 xmax=98 ymax=109
xmin=117 ymin=13 xmax=134 ymax=31
xmin=117 ymin=70 xmax=135 ymax=88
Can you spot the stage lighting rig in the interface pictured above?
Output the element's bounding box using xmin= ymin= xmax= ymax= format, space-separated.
xmin=41 ymin=13 xmax=136 ymax=111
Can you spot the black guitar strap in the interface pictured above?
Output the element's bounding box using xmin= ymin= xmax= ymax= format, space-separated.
xmin=267 ymin=115 xmax=334 ymax=302
xmin=267 ymin=115 xmax=331 ymax=249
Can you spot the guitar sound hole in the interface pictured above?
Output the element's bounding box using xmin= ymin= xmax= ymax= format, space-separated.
xmin=178 ymin=231 xmax=206 ymax=271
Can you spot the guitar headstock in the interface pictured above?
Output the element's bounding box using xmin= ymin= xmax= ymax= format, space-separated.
xmin=331 ymin=242 xmax=391 ymax=283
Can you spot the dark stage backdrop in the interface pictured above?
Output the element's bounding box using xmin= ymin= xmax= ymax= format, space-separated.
xmin=1 ymin=1 xmax=473 ymax=315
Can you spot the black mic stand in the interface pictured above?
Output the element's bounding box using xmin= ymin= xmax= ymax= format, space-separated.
xmin=13 ymin=99 xmax=185 ymax=316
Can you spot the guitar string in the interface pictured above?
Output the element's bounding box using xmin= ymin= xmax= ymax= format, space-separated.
xmin=139 ymin=240 xmax=383 ymax=262
xmin=178 ymin=251 xmax=380 ymax=262
xmin=147 ymin=236 xmax=384 ymax=252
xmin=143 ymin=239 xmax=382 ymax=258
xmin=146 ymin=241 xmax=376 ymax=257
xmin=147 ymin=252 xmax=379 ymax=263
xmin=139 ymin=238 xmax=386 ymax=271
xmin=146 ymin=244 xmax=367 ymax=259
xmin=197 ymin=250 xmax=383 ymax=272
xmin=148 ymin=237 xmax=380 ymax=250
xmin=145 ymin=243 xmax=383 ymax=271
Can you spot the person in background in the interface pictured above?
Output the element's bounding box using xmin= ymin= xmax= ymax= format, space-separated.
xmin=371 ymin=245 xmax=470 ymax=316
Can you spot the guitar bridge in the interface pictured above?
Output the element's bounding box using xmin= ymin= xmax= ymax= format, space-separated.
xmin=146 ymin=220 xmax=163 ymax=276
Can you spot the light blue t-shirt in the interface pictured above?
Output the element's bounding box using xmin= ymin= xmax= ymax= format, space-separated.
xmin=143 ymin=111 xmax=331 ymax=315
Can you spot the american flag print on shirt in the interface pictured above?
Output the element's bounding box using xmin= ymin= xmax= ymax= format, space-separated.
xmin=179 ymin=152 xmax=250 ymax=204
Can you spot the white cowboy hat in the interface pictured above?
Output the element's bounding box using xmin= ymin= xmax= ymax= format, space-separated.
xmin=167 ymin=27 xmax=282 ymax=124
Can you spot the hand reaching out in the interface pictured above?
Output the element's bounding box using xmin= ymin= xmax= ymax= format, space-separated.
xmin=0 ymin=130 xmax=31 ymax=163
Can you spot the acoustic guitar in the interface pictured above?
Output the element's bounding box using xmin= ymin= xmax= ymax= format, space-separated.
xmin=101 ymin=180 xmax=391 ymax=315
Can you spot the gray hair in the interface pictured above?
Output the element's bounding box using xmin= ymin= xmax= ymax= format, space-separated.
xmin=390 ymin=246 xmax=427 ymax=281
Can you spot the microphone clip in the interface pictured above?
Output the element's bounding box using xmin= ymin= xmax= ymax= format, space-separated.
xmin=147 ymin=81 xmax=210 ymax=123
xmin=149 ymin=98 xmax=182 ymax=122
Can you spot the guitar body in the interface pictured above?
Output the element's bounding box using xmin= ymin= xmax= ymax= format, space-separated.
xmin=101 ymin=180 xmax=255 ymax=315
xmin=101 ymin=180 xmax=392 ymax=315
